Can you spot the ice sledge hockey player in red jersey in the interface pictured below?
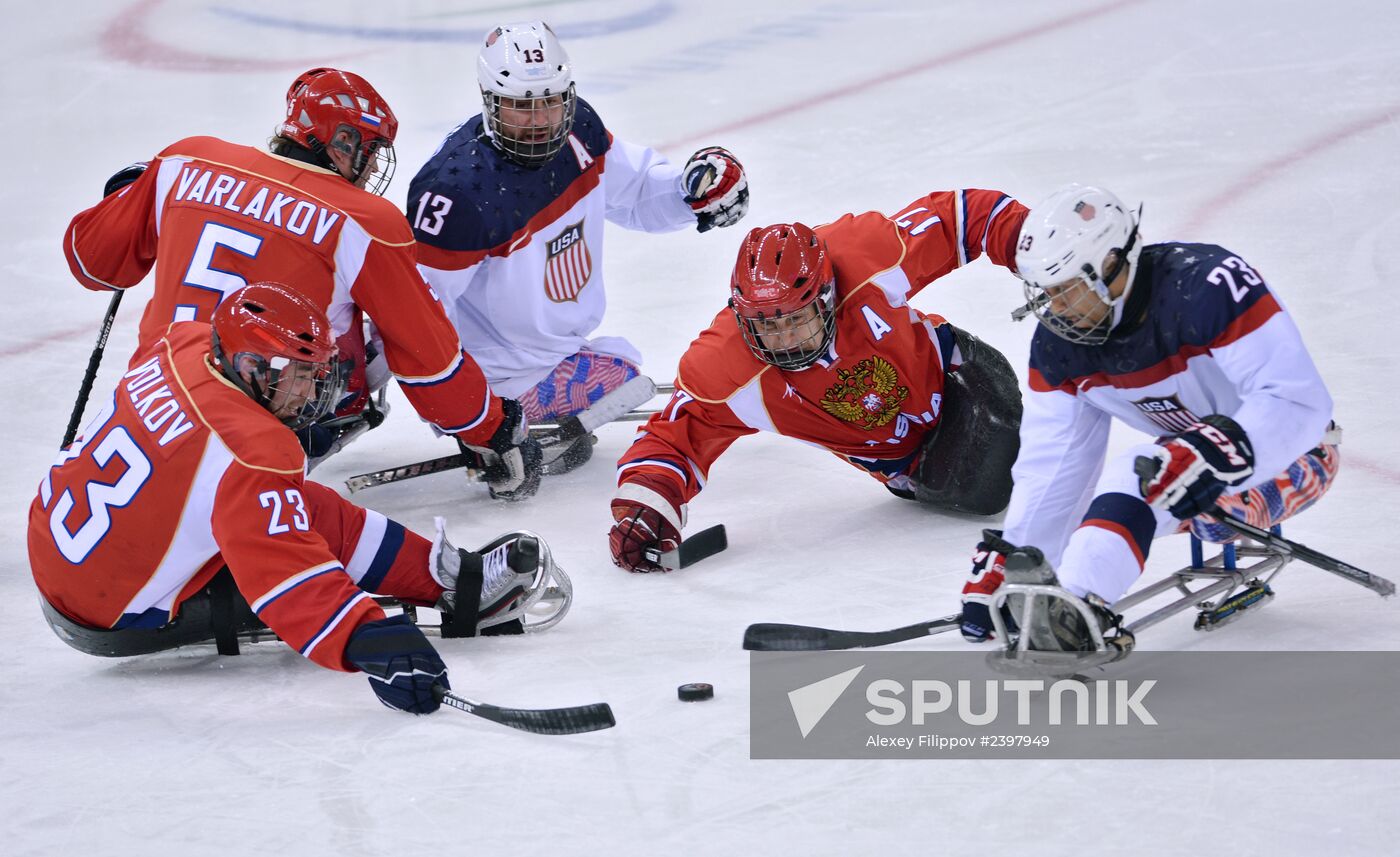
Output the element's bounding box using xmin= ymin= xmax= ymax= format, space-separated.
xmin=408 ymin=21 xmax=749 ymax=472
xmin=28 ymin=284 xmax=571 ymax=714
xmin=61 ymin=68 xmax=541 ymax=499
xmin=608 ymin=190 xmax=1028 ymax=571
xmin=958 ymin=185 xmax=1340 ymax=650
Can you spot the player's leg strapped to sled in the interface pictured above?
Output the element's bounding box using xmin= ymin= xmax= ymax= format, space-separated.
xmin=744 ymin=424 xmax=1392 ymax=663
xmin=889 ymin=325 xmax=1023 ymax=515
xmin=982 ymin=428 xmax=1370 ymax=677
xmin=39 ymin=485 xmax=571 ymax=659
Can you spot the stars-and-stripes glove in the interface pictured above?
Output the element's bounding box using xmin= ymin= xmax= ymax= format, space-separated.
xmin=682 ymin=146 xmax=749 ymax=233
xmin=959 ymin=531 xmax=1010 ymax=643
xmin=1138 ymin=415 xmax=1254 ymax=520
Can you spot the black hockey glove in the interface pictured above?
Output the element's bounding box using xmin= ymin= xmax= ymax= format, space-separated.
xmin=459 ymin=398 xmax=543 ymax=501
xmin=104 ymin=161 xmax=149 ymax=197
xmin=1138 ymin=414 xmax=1254 ymax=520
xmin=345 ymin=615 xmax=449 ymax=715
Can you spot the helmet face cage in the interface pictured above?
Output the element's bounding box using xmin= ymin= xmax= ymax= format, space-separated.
xmin=1021 ymin=220 xmax=1139 ymax=346
xmin=280 ymin=70 xmax=398 ymax=196
xmin=324 ymin=123 xmax=396 ymax=196
xmin=1014 ymin=186 xmax=1141 ymax=346
xmin=732 ymin=279 xmax=837 ymax=370
xmin=476 ymin=21 xmax=576 ymax=168
xmin=244 ymin=353 xmax=344 ymax=431
xmin=212 ymin=333 xmax=345 ymax=432
xmin=1020 ymin=275 xmax=1114 ymax=345
xmin=210 ymin=283 xmax=343 ymax=430
xmin=481 ymin=84 xmax=576 ymax=168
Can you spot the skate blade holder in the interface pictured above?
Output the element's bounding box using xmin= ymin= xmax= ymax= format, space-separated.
xmin=986 ymin=582 xmax=1133 ymax=679
xmin=502 ymin=531 xmax=574 ymax=633
xmin=369 ymin=533 xmax=573 ymax=636
xmin=1114 ymin=540 xmax=1290 ymax=639
xmin=984 ymin=540 xmax=1293 ymax=676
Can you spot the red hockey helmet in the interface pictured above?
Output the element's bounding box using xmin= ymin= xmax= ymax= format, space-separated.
xmin=729 ymin=223 xmax=837 ymax=370
xmin=211 ymin=283 xmax=344 ymax=430
xmin=279 ymin=69 xmax=398 ymax=196
xmin=286 ymin=67 xmax=335 ymax=106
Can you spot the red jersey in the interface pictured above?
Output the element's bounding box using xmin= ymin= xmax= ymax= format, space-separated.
xmin=62 ymin=136 xmax=502 ymax=443
xmin=28 ymin=323 xmax=386 ymax=671
xmin=615 ymin=190 xmax=1027 ymax=529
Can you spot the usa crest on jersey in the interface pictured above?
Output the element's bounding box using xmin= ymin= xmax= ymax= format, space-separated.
xmin=1132 ymin=394 xmax=1201 ymax=434
xmin=543 ymin=220 xmax=592 ymax=303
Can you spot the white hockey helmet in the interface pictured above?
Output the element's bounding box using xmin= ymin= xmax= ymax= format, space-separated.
xmin=1013 ymin=184 xmax=1142 ymax=345
xmin=477 ymin=21 xmax=576 ymax=168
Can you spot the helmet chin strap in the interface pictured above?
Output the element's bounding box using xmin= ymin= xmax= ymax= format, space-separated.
xmin=1103 ymin=214 xmax=1145 ymax=333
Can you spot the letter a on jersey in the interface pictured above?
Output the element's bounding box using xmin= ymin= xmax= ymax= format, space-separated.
xmin=543 ymin=220 xmax=592 ymax=303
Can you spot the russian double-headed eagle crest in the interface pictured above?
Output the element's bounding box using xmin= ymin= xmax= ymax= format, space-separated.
xmin=820 ymin=356 xmax=909 ymax=429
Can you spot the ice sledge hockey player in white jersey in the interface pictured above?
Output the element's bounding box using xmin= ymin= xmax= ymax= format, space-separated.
xmin=407 ymin=21 xmax=749 ymax=464
xmin=959 ymin=184 xmax=1340 ymax=651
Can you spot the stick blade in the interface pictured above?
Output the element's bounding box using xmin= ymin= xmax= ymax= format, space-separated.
xmin=469 ymin=701 xmax=617 ymax=735
xmin=742 ymin=615 xmax=961 ymax=651
xmin=438 ymin=689 xmax=616 ymax=735
xmin=346 ymin=454 xmax=470 ymax=494
xmin=743 ymin=623 xmax=847 ymax=651
xmin=647 ymin=524 xmax=728 ymax=570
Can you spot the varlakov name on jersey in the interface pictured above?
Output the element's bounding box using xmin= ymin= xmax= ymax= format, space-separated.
xmin=61 ymin=135 xmax=502 ymax=443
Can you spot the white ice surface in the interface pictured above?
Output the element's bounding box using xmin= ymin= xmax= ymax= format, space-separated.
xmin=3 ymin=1 xmax=1399 ymax=854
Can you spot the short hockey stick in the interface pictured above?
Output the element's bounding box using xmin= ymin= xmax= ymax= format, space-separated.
xmin=62 ymin=290 xmax=124 ymax=447
xmin=344 ymin=413 xmax=659 ymax=493
xmin=1207 ymin=506 xmax=1395 ymax=597
xmin=644 ymin=524 xmax=728 ymax=571
xmin=1132 ymin=455 xmax=1395 ymax=597
xmin=433 ymin=686 xmax=616 ymax=735
xmin=346 ymin=377 xmax=663 ymax=493
xmin=742 ymin=613 xmax=962 ymax=651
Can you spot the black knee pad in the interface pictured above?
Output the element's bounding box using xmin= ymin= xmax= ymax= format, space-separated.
xmin=910 ymin=326 xmax=1022 ymax=515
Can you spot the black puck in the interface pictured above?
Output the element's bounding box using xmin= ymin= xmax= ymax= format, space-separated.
xmin=678 ymin=683 xmax=714 ymax=702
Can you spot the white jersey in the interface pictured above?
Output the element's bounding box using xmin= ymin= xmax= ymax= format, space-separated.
xmin=1003 ymin=242 xmax=1334 ymax=564
xmin=408 ymin=98 xmax=697 ymax=397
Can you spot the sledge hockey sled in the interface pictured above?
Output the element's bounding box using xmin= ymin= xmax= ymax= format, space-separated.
xmin=986 ymin=530 xmax=1377 ymax=678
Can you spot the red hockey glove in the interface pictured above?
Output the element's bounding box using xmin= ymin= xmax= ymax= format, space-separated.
xmin=609 ymin=502 xmax=680 ymax=573
xmin=1138 ymin=415 xmax=1254 ymax=520
xmin=959 ymin=530 xmax=1009 ymax=643
xmin=682 ymin=146 xmax=749 ymax=233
